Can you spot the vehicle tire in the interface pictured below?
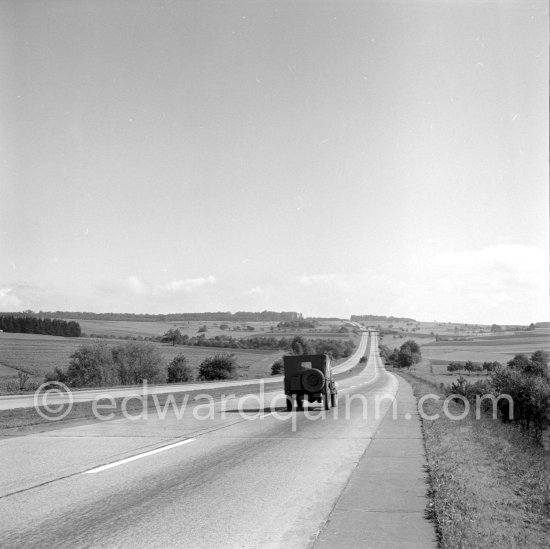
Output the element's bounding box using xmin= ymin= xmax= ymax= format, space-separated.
xmin=324 ymin=390 xmax=331 ymax=410
xmin=301 ymin=369 xmax=325 ymax=393
xmin=286 ymin=395 xmax=292 ymax=411
xmin=296 ymin=395 xmax=303 ymax=409
xmin=331 ymin=392 xmax=338 ymax=408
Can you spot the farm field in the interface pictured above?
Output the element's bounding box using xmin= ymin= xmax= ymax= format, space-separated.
xmin=73 ymin=318 xmax=350 ymax=339
xmin=0 ymin=333 xmax=283 ymax=384
xmin=405 ymin=329 xmax=550 ymax=386
xmin=76 ymin=319 xmax=280 ymax=338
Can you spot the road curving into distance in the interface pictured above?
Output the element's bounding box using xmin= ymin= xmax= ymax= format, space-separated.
xmin=0 ymin=332 xmax=409 ymax=548
xmin=0 ymin=330 xmax=371 ymax=411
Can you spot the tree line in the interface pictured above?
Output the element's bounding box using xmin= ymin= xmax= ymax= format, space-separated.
xmin=0 ymin=315 xmax=81 ymax=337
xmin=13 ymin=310 xmax=303 ymax=322
xmin=160 ymin=330 xmax=355 ymax=359
xmin=351 ymin=314 xmax=416 ymax=322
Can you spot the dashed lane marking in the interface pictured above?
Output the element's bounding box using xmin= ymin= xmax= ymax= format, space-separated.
xmin=83 ymin=438 xmax=196 ymax=474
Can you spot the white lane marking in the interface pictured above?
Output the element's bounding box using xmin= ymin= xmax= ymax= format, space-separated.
xmin=83 ymin=438 xmax=196 ymax=474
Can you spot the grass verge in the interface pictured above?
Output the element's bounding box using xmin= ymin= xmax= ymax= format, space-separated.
xmin=396 ymin=370 xmax=550 ymax=549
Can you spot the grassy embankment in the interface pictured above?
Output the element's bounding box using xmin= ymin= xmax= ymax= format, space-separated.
xmin=393 ymin=331 xmax=550 ymax=548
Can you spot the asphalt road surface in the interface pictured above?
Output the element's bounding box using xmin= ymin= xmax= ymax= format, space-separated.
xmin=0 ymin=333 xmax=401 ymax=548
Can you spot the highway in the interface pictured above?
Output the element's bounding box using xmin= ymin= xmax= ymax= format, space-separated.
xmin=0 ymin=333 xmax=403 ymax=548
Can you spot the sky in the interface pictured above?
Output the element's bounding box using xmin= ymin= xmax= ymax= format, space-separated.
xmin=1 ymin=0 xmax=548 ymax=325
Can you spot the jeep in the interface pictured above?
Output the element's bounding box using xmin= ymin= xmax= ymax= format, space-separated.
xmin=283 ymin=354 xmax=337 ymax=411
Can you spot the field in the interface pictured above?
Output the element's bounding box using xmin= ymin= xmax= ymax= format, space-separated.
xmin=74 ymin=318 xmax=351 ymax=340
xmin=401 ymin=329 xmax=550 ymax=387
xmin=0 ymin=332 xmax=283 ymax=389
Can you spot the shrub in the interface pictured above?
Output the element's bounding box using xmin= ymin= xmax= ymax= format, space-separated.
xmin=289 ymin=336 xmax=314 ymax=355
xmin=45 ymin=341 xmax=166 ymax=387
xmin=113 ymin=341 xmax=165 ymax=384
xmin=198 ymin=353 xmax=237 ymax=381
xmin=270 ymin=359 xmax=283 ymax=376
xmin=65 ymin=341 xmax=117 ymax=387
xmin=167 ymin=355 xmax=193 ymax=383
xmin=447 ymin=362 xmax=463 ymax=374
xmin=444 ymin=376 xmax=492 ymax=403
xmin=491 ymin=365 xmax=550 ymax=440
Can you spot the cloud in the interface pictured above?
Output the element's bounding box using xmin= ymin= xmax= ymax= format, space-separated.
xmin=0 ymin=288 xmax=22 ymax=311
xmin=153 ymin=276 xmax=217 ymax=296
xmin=244 ymin=287 xmax=265 ymax=296
xmin=299 ymin=274 xmax=338 ymax=286
xmin=418 ymin=244 xmax=549 ymax=323
xmin=126 ymin=276 xmax=148 ymax=295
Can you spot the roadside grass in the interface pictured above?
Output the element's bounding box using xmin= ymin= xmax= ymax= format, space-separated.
xmin=397 ymin=371 xmax=550 ymax=549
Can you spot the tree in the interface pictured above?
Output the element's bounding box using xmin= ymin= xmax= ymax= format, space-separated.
xmin=396 ymin=340 xmax=422 ymax=369
xmin=112 ymin=341 xmax=165 ymax=384
xmin=289 ymin=336 xmax=314 ymax=355
xmin=167 ymin=355 xmax=193 ymax=383
xmin=270 ymin=359 xmax=283 ymax=375
xmin=447 ymin=362 xmax=462 ymax=374
xmin=66 ymin=341 xmax=116 ymax=387
xmin=162 ymin=328 xmax=184 ymax=346
xmin=507 ymin=354 xmax=531 ymax=372
xmin=482 ymin=361 xmax=500 ymax=374
xmin=531 ymin=350 xmax=549 ymax=367
xmin=198 ymin=353 xmax=237 ymax=381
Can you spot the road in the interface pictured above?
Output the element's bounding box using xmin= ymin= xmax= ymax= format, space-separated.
xmin=0 ymin=332 xmax=405 ymax=548
xmin=0 ymin=332 xmax=370 ymax=411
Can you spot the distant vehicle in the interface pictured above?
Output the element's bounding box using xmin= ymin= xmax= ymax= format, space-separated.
xmin=283 ymin=354 xmax=337 ymax=411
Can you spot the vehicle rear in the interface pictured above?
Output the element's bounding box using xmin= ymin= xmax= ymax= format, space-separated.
xmin=283 ymin=354 xmax=337 ymax=410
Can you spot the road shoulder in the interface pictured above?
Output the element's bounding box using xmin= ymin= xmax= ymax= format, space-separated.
xmin=312 ymin=375 xmax=437 ymax=549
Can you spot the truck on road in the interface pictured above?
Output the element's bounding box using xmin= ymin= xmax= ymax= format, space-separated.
xmin=283 ymin=354 xmax=337 ymax=411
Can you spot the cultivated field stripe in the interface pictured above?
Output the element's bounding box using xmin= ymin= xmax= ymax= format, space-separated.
xmin=83 ymin=438 xmax=196 ymax=474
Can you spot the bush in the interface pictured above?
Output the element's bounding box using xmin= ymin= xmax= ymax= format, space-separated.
xmin=44 ymin=341 xmax=166 ymax=387
xmin=270 ymin=359 xmax=283 ymax=375
xmin=289 ymin=336 xmax=314 ymax=355
xmin=491 ymin=365 xmax=550 ymax=440
xmin=113 ymin=341 xmax=165 ymax=384
xmin=444 ymin=376 xmax=492 ymax=403
xmin=167 ymin=355 xmax=193 ymax=383
xmin=198 ymin=353 xmax=237 ymax=381
xmin=447 ymin=362 xmax=462 ymax=374
xmin=65 ymin=341 xmax=117 ymax=387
